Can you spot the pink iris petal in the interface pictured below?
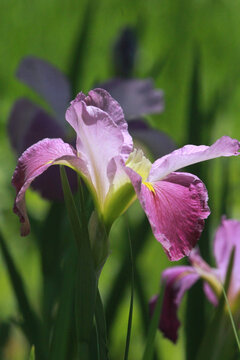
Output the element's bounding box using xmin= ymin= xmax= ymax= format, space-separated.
xmin=213 ymin=218 xmax=240 ymax=300
xmin=150 ymin=266 xmax=199 ymax=343
xmin=126 ymin=169 xmax=210 ymax=260
xmin=149 ymin=136 xmax=240 ymax=182
xmin=12 ymin=138 xmax=88 ymax=236
xmin=66 ymin=89 xmax=133 ymax=205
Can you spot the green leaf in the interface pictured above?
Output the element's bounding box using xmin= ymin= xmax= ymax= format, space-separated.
xmin=142 ymin=286 xmax=164 ymax=360
xmin=60 ymin=166 xmax=97 ymax=358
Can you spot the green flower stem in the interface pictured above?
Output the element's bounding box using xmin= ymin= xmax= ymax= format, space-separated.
xmin=222 ymin=286 xmax=240 ymax=352
xmin=60 ymin=166 xmax=97 ymax=360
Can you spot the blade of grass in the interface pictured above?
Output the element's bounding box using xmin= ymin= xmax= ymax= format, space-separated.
xmin=142 ymin=286 xmax=164 ymax=360
xmin=221 ymin=286 xmax=240 ymax=352
xmin=124 ymin=225 xmax=134 ymax=360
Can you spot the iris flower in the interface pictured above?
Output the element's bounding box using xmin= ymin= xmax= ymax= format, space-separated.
xmin=12 ymin=89 xmax=239 ymax=261
xmin=150 ymin=218 xmax=240 ymax=343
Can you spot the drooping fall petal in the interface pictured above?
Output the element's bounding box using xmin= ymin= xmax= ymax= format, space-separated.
xmin=12 ymin=138 xmax=88 ymax=236
xmin=150 ymin=266 xmax=199 ymax=343
xmin=125 ymin=170 xmax=209 ymax=260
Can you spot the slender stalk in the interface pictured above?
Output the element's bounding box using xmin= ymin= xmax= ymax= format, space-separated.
xmin=222 ymin=286 xmax=240 ymax=352
xmin=60 ymin=166 xmax=97 ymax=360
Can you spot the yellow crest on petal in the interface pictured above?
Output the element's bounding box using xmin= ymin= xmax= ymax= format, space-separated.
xmin=143 ymin=181 xmax=155 ymax=193
xmin=126 ymin=149 xmax=152 ymax=182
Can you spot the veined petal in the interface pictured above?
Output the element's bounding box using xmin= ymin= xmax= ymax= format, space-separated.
xmin=66 ymin=90 xmax=133 ymax=207
xmin=12 ymin=138 xmax=89 ymax=236
xmin=149 ymin=136 xmax=240 ymax=182
xmin=150 ymin=266 xmax=199 ymax=343
xmin=213 ymin=218 xmax=240 ymax=300
xmin=125 ymin=171 xmax=210 ymax=260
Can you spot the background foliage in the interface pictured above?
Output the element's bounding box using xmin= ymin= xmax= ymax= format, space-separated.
xmin=0 ymin=0 xmax=240 ymax=359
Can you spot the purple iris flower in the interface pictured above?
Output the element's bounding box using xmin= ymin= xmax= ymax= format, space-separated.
xmin=8 ymin=56 xmax=174 ymax=200
xmin=12 ymin=88 xmax=239 ymax=263
xmin=150 ymin=217 xmax=240 ymax=343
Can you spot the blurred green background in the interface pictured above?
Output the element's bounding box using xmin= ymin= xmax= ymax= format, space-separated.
xmin=1 ymin=0 xmax=240 ymax=359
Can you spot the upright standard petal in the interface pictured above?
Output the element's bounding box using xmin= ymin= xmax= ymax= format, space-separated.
xmin=12 ymin=138 xmax=88 ymax=236
xmin=150 ymin=266 xmax=199 ymax=343
xmin=66 ymin=90 xmax=133 ymax=207
xmin=213 ymin=218 xmax=240 ymax=300
xmin=149 ymin=136 xmax=240 ymax=182
xmin=125 ymin=169 xmax=210 ymax=260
